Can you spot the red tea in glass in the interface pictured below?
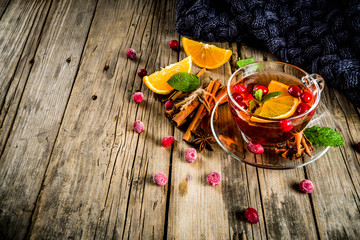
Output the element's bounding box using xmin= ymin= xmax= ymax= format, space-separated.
xmin=227 ymin=61 xmax=324 ymax=145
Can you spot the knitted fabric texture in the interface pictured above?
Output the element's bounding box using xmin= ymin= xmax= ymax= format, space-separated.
xmin=176 ymin=0 xmax=360 ymax=106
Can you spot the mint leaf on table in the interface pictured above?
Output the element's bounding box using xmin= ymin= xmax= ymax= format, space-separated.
xmin=304 ymin=126 xmax=344 ymax=147
xmin=262 ymin=91 xmax=282 ymax=103
xmin=167 ymin=72 xmax=200 ymax=92
xmin=237 ymin=58 xmax=255 ymax=68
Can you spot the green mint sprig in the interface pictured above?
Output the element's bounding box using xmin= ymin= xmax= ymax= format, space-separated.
xmin=304 ymin=126 xmax=344 ymax=147
xmin=237 ymin=58 xmax=255 ymax=68
xmin=167 ymin=72 xmax=200 ymax=92
xmin=248 ymin=90 xmax=282 ymax=112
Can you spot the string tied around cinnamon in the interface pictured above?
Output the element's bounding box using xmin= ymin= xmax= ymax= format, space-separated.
xmin=179 ymin=88 xmax=216 ymax=113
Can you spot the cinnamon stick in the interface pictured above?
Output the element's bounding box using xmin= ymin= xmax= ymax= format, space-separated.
xmin=281 ymin=149 xmax=291 ymax=159
xmin=183 ymin=80 xmax=221 ymax=142
xmin=196 ymin=68 xmax=206 ymax=77
xmin=172 ymin=80 xmax=215 ymax=127
xmin=176 ymin=91 xmax=192 ymax=99
xmin=171 ymin=99 xmax=200 ymax=127
xmin=162 ymin=90 xmax=179 ymax=103
xmin=169 ymin=91 xmax=183 ymax=102
xmin=212 ymin=88 xmax=228 ymax=108
xmin=303 ymin=133 xmax=314 ymax=151
xmin=192 ymin=81 xmax=222 ymax=130
xmin=295 ymin=132 xmax=302 ymax=154
xmin=191 ymin=87 xmax=227 ymax=128
xmin=165 ymin=100 xmax=185 ymax=118
xmin=301 ymin=135 xmax=312 ymax=157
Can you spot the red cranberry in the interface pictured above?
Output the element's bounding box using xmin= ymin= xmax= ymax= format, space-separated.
xmin=299 ymin=179 xmax=314 ymax=193
xmin=247 ymin=141 xmax=264 ymax=154
xmin=288 ymin=85 xmax=302 ymax=97
xmin=253 ymin=85 xmax=268 ymax=95
xmin=126 ymin=48 xmax=136 ymax=60
xmin=233 ymin=93 xmax=243 ymax=103
xmin=153 ymin=172 xmax=167 ymax=186
xmin=207 ymin=172 xmax=221 ymax=186
xmin=296 ymin=103 xmax=311 ymax=115
xmin=233 ymin=84 xmax=247 ymax=94
xmin=238 ymin=101 xmax=247 ymax=110
xmin=169 ymin=40 xmax=179 ymax=50
xmin=161 ymin=136 xmax=175 ymax=147
xmin=279 ymin=120 xmax=293 ymax=132
xmin=138 ymin=69 xmax=147 ymax=78
xmin=165 ymin=101 xmax=174 ymax=111
xmin=244 ymin=208 xmax=259 ymax=224
xmin=301 ymin=92 xmax=313 ymax=103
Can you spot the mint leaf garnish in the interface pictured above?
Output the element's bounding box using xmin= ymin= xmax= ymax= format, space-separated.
xmin=262 ymin=91 xmax=282 ymax=103
xmin=254 ymin=89 xmax=263 ymax=101
xmin=249 ymin=100 xmax=259 ymax=112
xmin=237 ymin=58 xmax=255 ymax=68
xmin=304 ymin=126 xmax=344 ymax=147
xmin=167 ymin=72 xmax=200 ymax=92
xmin=249 ymin=91 xmax=282 ymax=113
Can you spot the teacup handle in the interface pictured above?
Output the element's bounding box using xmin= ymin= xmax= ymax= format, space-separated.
xmin=302 ymin=74 xmax=325 ymax=92
xmin=310 ymin=74 xmax=325 ymax=92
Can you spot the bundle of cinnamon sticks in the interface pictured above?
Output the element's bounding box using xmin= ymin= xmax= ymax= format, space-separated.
xmin=275 ymin=131 xmax=314 ymax=160
xmin=164 ymin=69 xmax=227 ymax=143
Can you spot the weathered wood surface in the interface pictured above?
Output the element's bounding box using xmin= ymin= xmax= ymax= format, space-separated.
xmin=0 ymin=0 xmax=97 ymax=238
xmin=0 ymin=0 xmax=359 ymax=239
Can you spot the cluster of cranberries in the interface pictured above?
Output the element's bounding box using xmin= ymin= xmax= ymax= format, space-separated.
xmin=288 ymin=85 xmax=313 ymax=115
xmin=232 ymin=84 xmax=271 ymax=110
xmin=232 ymin=84 xmax=250 ymax=110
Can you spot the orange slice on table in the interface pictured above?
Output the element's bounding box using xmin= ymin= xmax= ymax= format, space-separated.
xmin=143 ymin=56 xmax=192 ymax=95
xmin=182 ymin=37 xmax=232 ymax=69
xmin=251 ymin=80 xmax=300 ymax=121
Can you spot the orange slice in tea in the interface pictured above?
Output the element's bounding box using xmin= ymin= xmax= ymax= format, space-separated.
xmin=267 ymin=80 xmax=292 ymax=96
xmin=254 ymin=80 xmax=300 ymax=119
xmin=182 ymin=37 xmax=232 ymax=69
xmin=143 ymin=56 xmax=192 ymax=95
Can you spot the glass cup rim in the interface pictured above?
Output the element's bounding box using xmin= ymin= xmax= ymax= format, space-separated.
xmin=227 ymin=61 xmax=321 ymax=121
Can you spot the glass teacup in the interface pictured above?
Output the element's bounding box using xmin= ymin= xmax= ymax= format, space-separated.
xmin=227 ymin=61 xmax=324 ymax=145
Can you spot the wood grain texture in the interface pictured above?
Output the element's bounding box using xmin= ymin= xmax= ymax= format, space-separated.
xmin=0 ymin=0 xmax=48 ymax=153
xmin=304 ymin=86 xmax=360 ymax=239
xmin=94 ymin=0 xmax=178 ymax=239
xmin=0 ymin=0 xmax=97 ymax=239
xmin=0 ymin=0 xmax=11 ymax=19
xmin=0 ymin=0 xmax=359 ymax=239
xmin=167 ymin=45 xmax=233 ymax=240
xmin=28 ymin=0 xmax=175 ymax=239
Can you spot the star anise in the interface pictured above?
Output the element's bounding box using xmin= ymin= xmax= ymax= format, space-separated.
xmin=191 ymin=129 xmax=215 ymax=152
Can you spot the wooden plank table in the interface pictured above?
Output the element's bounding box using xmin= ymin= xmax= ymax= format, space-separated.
xmin=0 ymin=0 xmax=359 ymax=239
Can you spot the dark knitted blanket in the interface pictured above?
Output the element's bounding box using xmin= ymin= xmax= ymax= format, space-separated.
xmin=175 ymin=0 xmax=360 ymax=107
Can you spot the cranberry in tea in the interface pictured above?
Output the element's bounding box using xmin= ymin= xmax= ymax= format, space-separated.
xmin=301 ymin=92 xmax=313 ymax=103
xmin=233 ymin=84 xmax=247 ymax=93
xmin=233 ymin=93 xmax=243 ymax=103
xmin=288 ymin=85 xmax=302 ymax=97
xmin=229 ymin=72 xmax=317 ymax=144
xmin=253 ymin=85 xmax=268 ymax=95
